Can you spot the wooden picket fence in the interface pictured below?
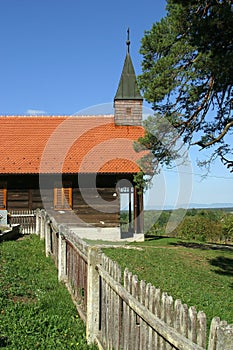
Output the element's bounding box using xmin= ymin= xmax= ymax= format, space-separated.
xmin=35 ymin=209 xmax=233 ymax=350
xmin=9 ymin=210 xmax=36 ymax=234
xmin=91 ymin=252 xmax=207 ymax=350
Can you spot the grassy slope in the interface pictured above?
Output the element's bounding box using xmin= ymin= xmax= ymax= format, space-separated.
xmin=103 ymin=237 xmax=233 ymax=330
xmin=0 ymin=235 xmax=97 ymax=350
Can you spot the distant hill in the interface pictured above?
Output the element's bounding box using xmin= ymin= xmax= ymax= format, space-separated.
xmin=145 ymin=203 xmax=233 ymax=210
xmin=187 ymin=203 xmax=233 ymax=209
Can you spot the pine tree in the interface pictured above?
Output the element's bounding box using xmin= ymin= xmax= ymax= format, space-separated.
xmin=138 ymin=0 xmax=233 ymax=173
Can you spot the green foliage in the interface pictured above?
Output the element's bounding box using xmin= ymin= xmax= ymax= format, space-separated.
xmin=221 ymin=214 xmax=233 ymax=241
xmin=0 ymin=236 xmax=97 ymax=350
xmin=144 ymin=208 xmax=233 ymax=244
xmin=133 ymin=170 xmax=149 ymax=192
xmin=144 ymin=210 xmax=171 ymax=235
xmin=138 ymin=0 xmax=233 ymax=171
xmin=174 ymin=215 xmax=221 ymax=242
xmin=134 ymin=114 xmax=187 ymax=189
xmin=103 ymin=237 xmax=233 ymax=329
xmin=176 ymin=210 xmax=233 ymax=243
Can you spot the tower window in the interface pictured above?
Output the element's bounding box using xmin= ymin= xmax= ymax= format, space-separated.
xmin=126 ymin=107 xmax=132 ymax=115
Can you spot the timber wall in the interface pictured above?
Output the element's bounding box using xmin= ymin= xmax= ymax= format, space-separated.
xmin=7 ymin=189 xmax=120 ymax=227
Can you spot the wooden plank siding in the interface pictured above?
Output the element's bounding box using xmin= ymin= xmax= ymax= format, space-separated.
xmin=5 ymin=187 xmax=120 ymax=228
xmin=72 ymin=188 xmax=120 ymax=227
xmin=1 ymin=174 xmax=132 ymax=228
xmin=7 ymin=189 xmax=45 ymax=210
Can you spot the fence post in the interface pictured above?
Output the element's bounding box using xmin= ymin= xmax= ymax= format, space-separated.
xmin=45 ymin=214 xmax=51 ymax=257
xmin=40 ymin=209 xmax=46 ymax=239
xmin=35 ymin=209 xmax=41 ymax=236
xmin=86 ymin=246 xmax=102 ymax=345
xmin=208 ymin=317 xmax=233 ymax=350
xmin=58 ymin=225 xmax=67 ymax=282
xmin=215 ymin=323 xmax=233 ymax=350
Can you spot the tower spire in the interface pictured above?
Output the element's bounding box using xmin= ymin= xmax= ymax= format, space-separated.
xmin=114 ymin=31 xmax=143 ymax=126
xmin=126 ymin=28 xmax=130 ymax=54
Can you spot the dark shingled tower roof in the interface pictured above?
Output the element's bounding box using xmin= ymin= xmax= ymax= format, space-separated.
xmin=114 ymin=30 xmax=143 ymax=101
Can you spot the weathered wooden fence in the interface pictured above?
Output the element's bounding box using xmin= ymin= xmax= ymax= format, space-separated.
xmin=35 ymin=209 xmax=233 ymax=350
xmin=9 ymin=210 xmax=36 ymax=234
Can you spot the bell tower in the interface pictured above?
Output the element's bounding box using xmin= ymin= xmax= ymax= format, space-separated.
xmin=114 ymin=29 xmax=143 ymax=126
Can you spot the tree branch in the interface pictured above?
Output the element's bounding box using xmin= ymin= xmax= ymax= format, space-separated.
xmin=193 ymin=120 xmax=233 ymax=148
xmin=184 ymin=76 xmax=214 ymax=127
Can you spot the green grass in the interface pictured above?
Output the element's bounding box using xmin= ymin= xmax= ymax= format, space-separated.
xmin=0 ymin=235 xmax=97 ymax=350
xmin=103 ymin=237 xmax=233 ymax=330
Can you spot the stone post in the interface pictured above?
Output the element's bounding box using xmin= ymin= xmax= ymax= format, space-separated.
xmin=40 ymin=209 xmax=46 ymax=240
xmin=86 ymin=246 xmax=102 ymax=345
xmin=45 ymin=215 xmax=51 ymax=257
xmin=35 ymin=208 xmax=41 ymax=236
xmin=58 ymin=225 xmax=67 ymax=282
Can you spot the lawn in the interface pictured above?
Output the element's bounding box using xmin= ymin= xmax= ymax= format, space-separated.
xmin=103 ymin=237 xmax=233 ymax=331
xmin=0 ymin=235 xmax=97 ymax=350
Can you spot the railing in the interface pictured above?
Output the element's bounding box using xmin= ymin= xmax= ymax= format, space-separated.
xmin=35 ymin=209 xmax=233 ymax=350
xmin=9 ymin=210 xmax=36 ymax=234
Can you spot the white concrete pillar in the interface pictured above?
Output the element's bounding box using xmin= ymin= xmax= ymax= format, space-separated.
xmin=35 ymin=208 xmax=41 ymax=236
xmin=45 ymin=215 xmax=51 ymax=257
xmin=58 ymin=225 xmax=67 ymax=282
xmin=86 ymin=246 xmax=102 ymax=345
xmin=40 ymin=209 xmax=46 ymax=239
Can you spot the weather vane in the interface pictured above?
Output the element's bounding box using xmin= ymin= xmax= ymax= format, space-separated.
xmin=126 ymin=28 xmax=130 ymax=54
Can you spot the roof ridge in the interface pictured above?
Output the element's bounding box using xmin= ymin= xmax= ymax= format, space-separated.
xmin=0 ymin=114 xmax=114 ymax=118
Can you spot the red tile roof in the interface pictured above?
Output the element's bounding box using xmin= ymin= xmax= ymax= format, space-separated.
xmin=0 ymin=115 xmax=145 ymax=174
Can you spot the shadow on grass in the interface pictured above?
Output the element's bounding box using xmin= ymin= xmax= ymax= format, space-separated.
xmin=0 ymin=336 xmax=9 ymax=347
xmin=169 ymin=241 xmax=233 ymax=252
xmin=145 ymin=235 xmax=172 ymax=241
xmin=208 ymin=256 xmax=233 ymax=278
xmin=170 ymin=241 xmax=233 ymax=287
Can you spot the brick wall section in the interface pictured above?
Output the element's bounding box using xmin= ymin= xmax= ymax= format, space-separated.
xmin=114 ymin=100 xmax=142 ymax=126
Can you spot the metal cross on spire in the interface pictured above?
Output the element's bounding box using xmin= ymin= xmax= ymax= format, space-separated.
xmin=126 ymin=28 xmax=130 ymax=54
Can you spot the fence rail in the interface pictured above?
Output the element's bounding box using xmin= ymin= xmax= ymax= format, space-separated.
xmin=9 ymin=210 xmax=36 ymax=234
xmin=35 ymin=209 xmax=233 ymax=350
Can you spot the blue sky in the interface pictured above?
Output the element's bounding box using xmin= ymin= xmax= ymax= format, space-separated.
xmin=0 ymin=0 xmax=232 ymax=208
xmin=0 ymin=0 xmax=165 ymax=114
